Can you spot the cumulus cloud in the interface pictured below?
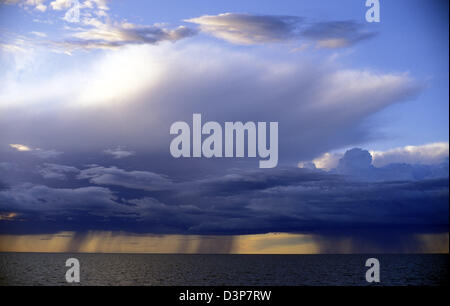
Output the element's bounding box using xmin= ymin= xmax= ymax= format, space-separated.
xmin=186 ymin=13 xmax=375 ymax=47
xmin=308 ymin=152 xmax=342 ymax=171
xmin=301 ymin=145 xmax=449 ymax=182
xmin=371 ymin=142 xmax=449 ymax=167
xmin=334 ymin=148 xmax=376 ymax=180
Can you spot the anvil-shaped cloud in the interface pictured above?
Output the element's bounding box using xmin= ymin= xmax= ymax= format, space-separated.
xmin=0 ymin=43 xmax=422 ymax=166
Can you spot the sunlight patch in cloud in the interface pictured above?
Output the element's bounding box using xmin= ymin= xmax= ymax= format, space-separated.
xmin=9 ymin=144 xmax=32 ymax=151
xmin=308 ymin=152 xmax=341 ymax=170
xmin=9 ymin=144 xmax=62 ymax=158
xmin=0 ymin=212 xmax=19 ymax=221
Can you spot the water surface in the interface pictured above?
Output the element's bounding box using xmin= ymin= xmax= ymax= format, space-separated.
xmin=0 ymin=253 xmax=447 ymax=286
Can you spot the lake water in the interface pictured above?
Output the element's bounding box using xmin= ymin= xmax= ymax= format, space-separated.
xmin=0 ymin=253 xmax=447 ymax=286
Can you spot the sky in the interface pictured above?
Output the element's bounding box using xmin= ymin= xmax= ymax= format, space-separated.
xmin=0 ymin=0 xmax=448 ymax=253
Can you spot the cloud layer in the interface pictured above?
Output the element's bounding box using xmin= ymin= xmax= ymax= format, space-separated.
xmin=0 ymin=164 xmax=448 ymax=236
xmin=186 ymin=13 xmax=375 ymax=47
xmin=1 ymin=4 xmax=376 ymax=52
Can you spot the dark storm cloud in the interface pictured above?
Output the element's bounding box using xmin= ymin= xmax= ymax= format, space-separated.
xmin=77 ymin=166 xmax=173 ymax=191
xmin=37 ymin=163 xmax=80 ymax=180
xmin=0 ymin=183 xmax=119 ymax=213
xmin=0 ymin=162 xmax=447 ymax=236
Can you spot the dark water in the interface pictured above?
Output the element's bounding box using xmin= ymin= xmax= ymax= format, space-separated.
xmin=0 ymin=253 xmax=447 ymax=286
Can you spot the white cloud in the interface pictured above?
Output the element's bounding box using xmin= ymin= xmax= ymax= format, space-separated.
xmin=299 ymin=142 xmax=449 ymax=171
xmin=90 ymin=0 xmax=108 ymax=11
xmin=49 ymin=0 xmax=73 ymax=10
xmin=104 ymin=147 xmax=135 ymax=159
xmin=12 ymin=0 xmax=48 ymax=12
xmin=371 ymin=142 xmax=449 ymax=167
xmin=35 ymin=3 xmax=46 ymax=12
xmin=30 ymin=31 xmax=47 ymax=37
xmin=49 ymin=0 xmax=108 ymax=11
xmin=309 ymin=152 xmax=343 ymax=170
